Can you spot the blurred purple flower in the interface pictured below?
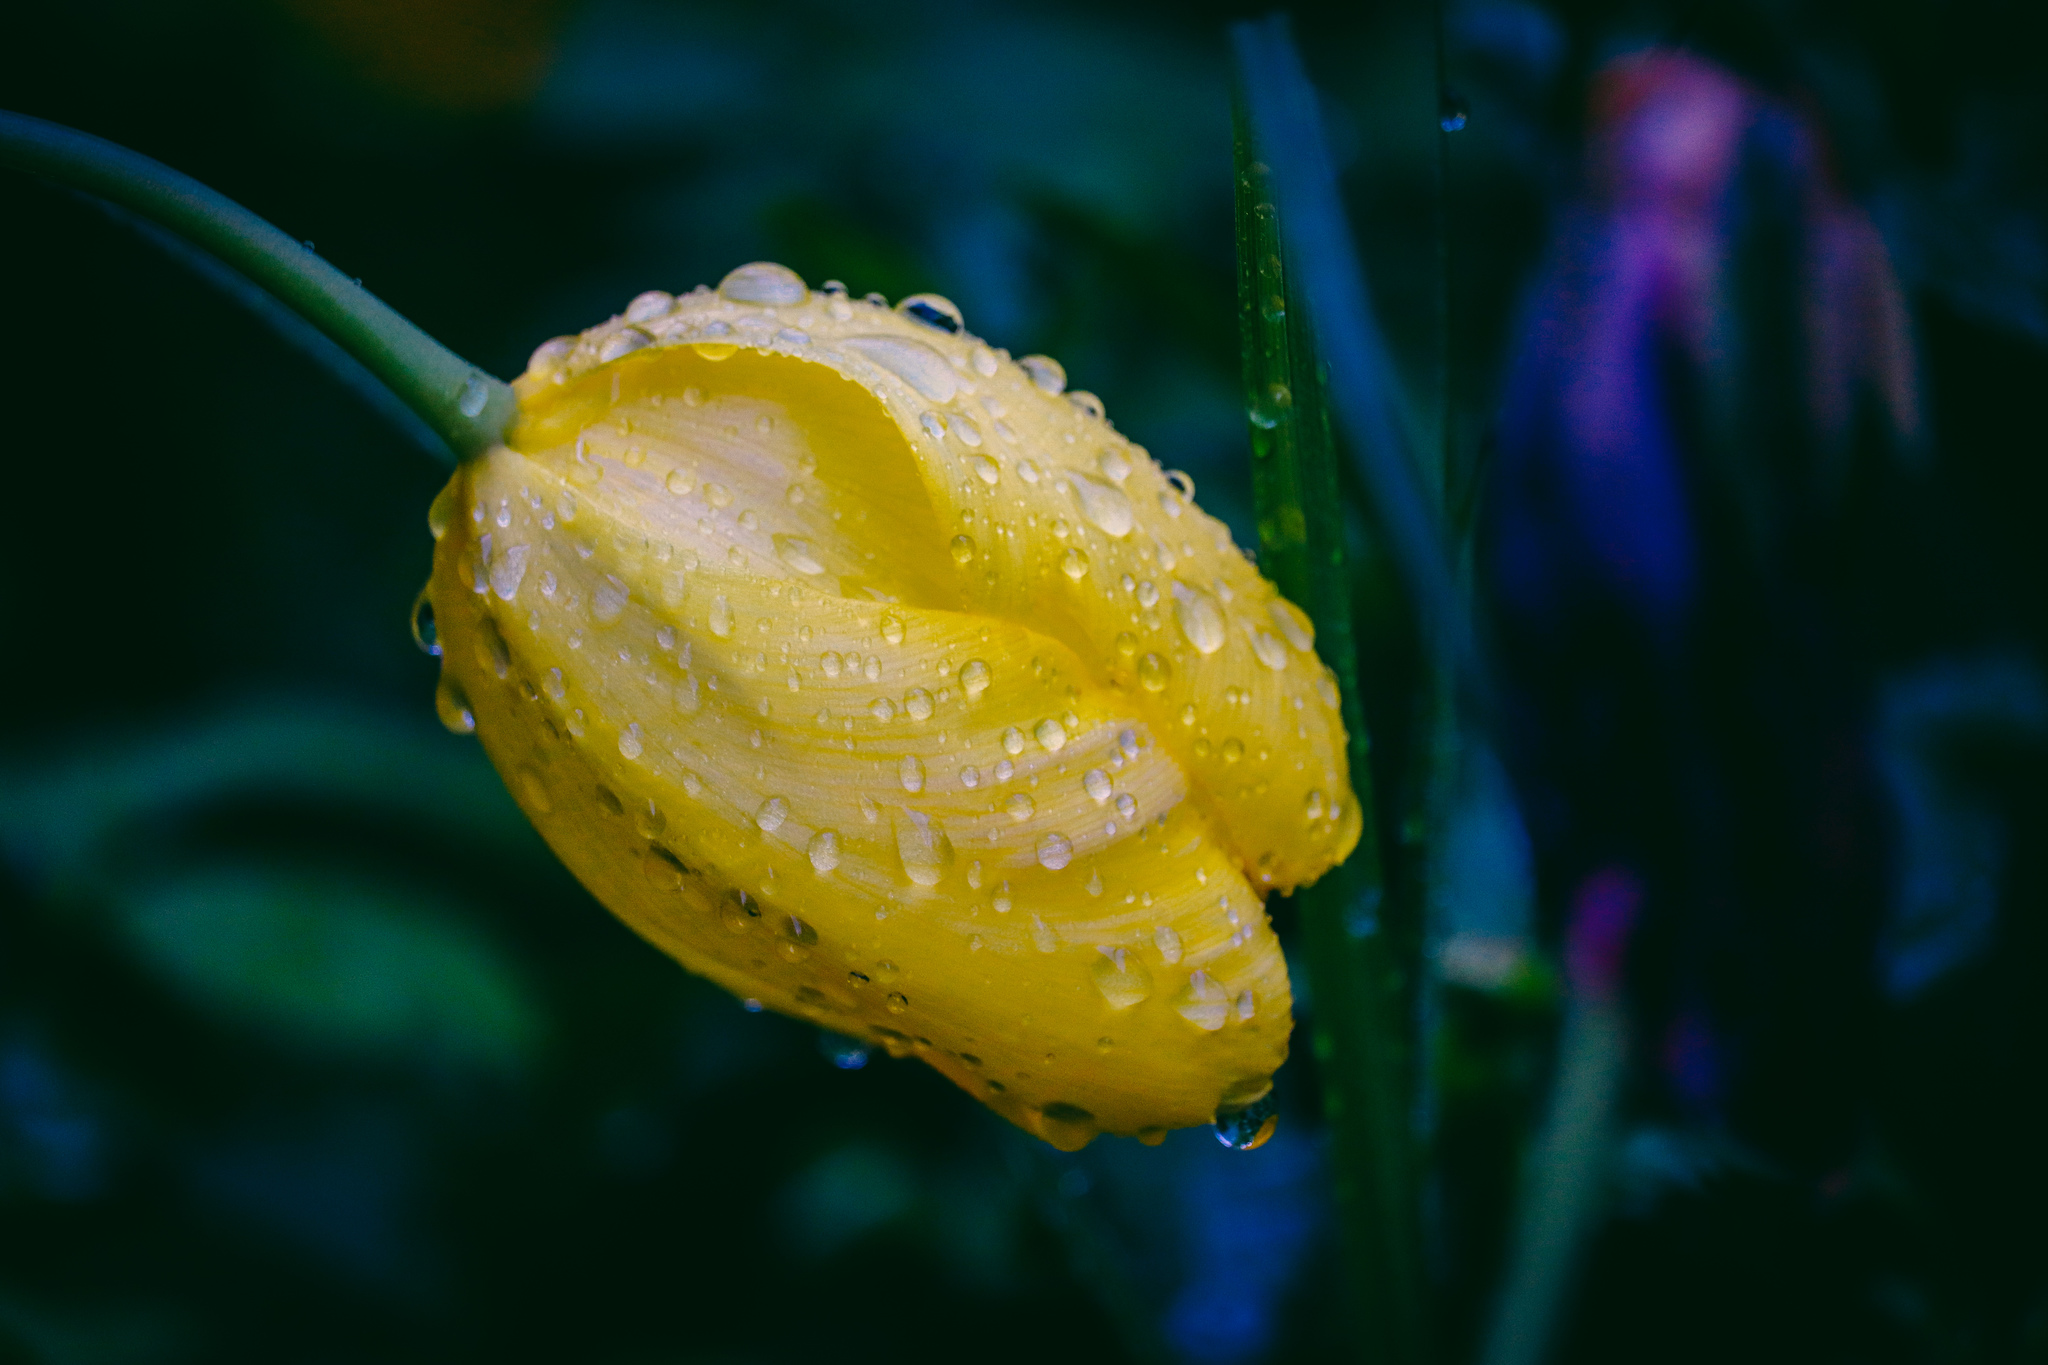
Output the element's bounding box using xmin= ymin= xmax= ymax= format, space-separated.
xmin=1492 ymin=49 xmax=1917 ymax=639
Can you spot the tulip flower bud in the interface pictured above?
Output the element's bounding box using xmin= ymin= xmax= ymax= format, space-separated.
xmin=424 ymin=264 xmax=1361 ymax=1148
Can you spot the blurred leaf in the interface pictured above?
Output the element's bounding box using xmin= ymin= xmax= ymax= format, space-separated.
xmin=109 ymin=863 xmax=541 ymax=1076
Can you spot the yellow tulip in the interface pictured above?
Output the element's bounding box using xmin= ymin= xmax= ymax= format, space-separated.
xmin=424 ymin=263 xmax=1361 ymax=1148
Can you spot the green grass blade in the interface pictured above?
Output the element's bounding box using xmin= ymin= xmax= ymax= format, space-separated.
xmin=1232 ymin=85 xmax=1430 ymax=1365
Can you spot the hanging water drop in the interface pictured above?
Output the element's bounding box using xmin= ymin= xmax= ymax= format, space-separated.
xmin=410 ymin=590 xmax=440 ymax=656
xmin=435 ymin=677 xmax=475 ymax=734
xmin=1213 ymin=1092 xmax=1279 ymax=1151
xmin=896 ymin=293 xmax=963 ymax=333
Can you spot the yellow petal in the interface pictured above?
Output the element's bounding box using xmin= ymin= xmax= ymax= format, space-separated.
xmin=427 ymin=268 xmax=1361 ymax=1146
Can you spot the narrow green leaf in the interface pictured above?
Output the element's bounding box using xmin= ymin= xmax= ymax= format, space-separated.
xmin=1233 ymin=90 xmax=1429 ymax=1365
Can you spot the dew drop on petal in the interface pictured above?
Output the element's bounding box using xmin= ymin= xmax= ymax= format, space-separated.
xmin=1248 ymin=628 xmax=1289 ymax=670
xmin=1031 ymin=915 xmax=1059 ymax=953
xmin=899 ymin=754 xmax=926 ymax=792
xmin=870 ymin=697 xmax=896 ymax=722
xmin=970 ymin=454 xmax=1001 ymax=486
xmin=1066 ymin=472 xmax=1134 ymax=538
xmin=895 ymin=809 xmax=954 ymax=887
xmin=1175 ymin=971 xmax=1231 ymax=1031
xmin=775 ymin=535 xmax=825 ymax=574
xmin=435 ymin=677 xmax=475 ymax=734
xmin=1037 ymin=833 xmax=1073 ymax=871
xmin=1269 ymin=597 xmax=1316 ymax=651
xmin=1083 ymin=769 xmax=1112 ymax=805
xmin=904 ymin=688 xmax=934 ymax=721
xmin=1172 ymin=581 xmax=1227 ymax=654
xmin=1018 ymin=354 xmax=1066 ymax=394
xmin=1033 ymin=718 xmax=1067 ymax=752
xmin=641 ymin=847 xmax=686 ymax=891
xmin=1002 ymin=726 xmax=1026 ymax=756
xmin=1154 ymin=925 xmax=1183 ymax=964
xmin=718 ymin=261 xmax=807 ymax=305
xmin=1214 ymin=1092 xmax=1279 ymax=1151
xmin=807 ymin=830 xmax=842 ymax=873
xmin=882 ymin=614 xmax=906 ymax=645
xmin=1137 ymin=653 xmax=1171 ymax=692
xmin=1115 ymin=793 xmax=1138 ymax=822
xmin=1092 ymin=947 xmax=1153 ymax=1008
xmin=1004 ymin=793 xmax=1036 ymax=822
xmin=708 ymin=595 xmax=735 ymax=638
xmin=950 ymin=535 xmax=976 ymax=565
xmin=959 ymin=659 xmax=991 ymax=700
xmin=756 ymin=796 xmax=789 ymax=832
xmin=1060 ymin=548 xmax=1089 ymax=581
xmin=618 ymin=725 xmax=644 ymax=759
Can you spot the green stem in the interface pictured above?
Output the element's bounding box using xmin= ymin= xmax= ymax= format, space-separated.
xmin=1234 ymin=99 xmax=1429 ymax=1365
xmin=0 ymin=111 xmax=512 ymax=462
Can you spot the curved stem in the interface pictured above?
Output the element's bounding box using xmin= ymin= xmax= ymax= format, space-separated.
xmin=0 ymin=111 xmax=513 ymax=463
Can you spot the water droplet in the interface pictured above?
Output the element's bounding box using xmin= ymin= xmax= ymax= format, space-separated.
xmin=592 ymin=574 xmax=629 ymax=623
xmin=1172 ymin=581 xmax=1227 ymax=654
xmin=633 ymin=800 xmax=666 ymax=837
xmin=1066 ymin=472 xmax=1134 ymax=537
xmin=1154 ymin=925 xmax=1183 ymax=964
xmin=881 ymin=614 xmax=906 ymax=645
xmin=618 ymin=725 xmax=644 ymax=759
xmin=1068 ymin=391 xmax=1106 ymax=420
xmin=778 ymin=915 xmax=820 ymax=964
xmin=1269 ymin=598 xmax=1316 ymax=652
xmin=1117 ymin=729 xmax=1140 ymax=760
xmin=1137 ymin=653 xmax=1171 ymax=692
xmin=959 ymin=660 xmax=991 ymax=700
xmin=970 ymin=454 xmax=1000 ymax=486
xmin=1248 ymin=628 xmax=1289 ymax=670
xmin=1060 ymin=547 xmax=1089 ymax=581
xmin=898 ymin=755 xmax=926 ymax=792
xmin=950 ymin=534 xmax=976 ymax=565
xmin=526 ymin=336 xmax=574 ymax=379
xmin=1222 ymin=738 xmax=1244 ymax=763
xmin=1001 ymin=727 xmax=1026 ymax=756
xmin=840 ymin=334 xmax=958 ymax=401
xmin=1305 ymin=790 xmax=1325 ymax=821
xmin=1018 ymin=354 xmax=1066 ymax=394
xmin=664 ymin=467 xmax=695 ymax=497
xmin=410 ymin=591 xmax=440 ymax=656
xmin=1004 ymin=792 xmax=1036 ymax=822
xmin=1085 ymin=870 xmax=1103 ymax=896
xmin=870 ymin=697 xmax=896 ymax=722
xmin=641 ymin=846 xmax=687 ymax=891
xmin=718 ymin=261 xmax=807 ymax=305
xmin=1037 ymin=833 xmax=1073 ymax=871
xmin=1031 ymin=915 xmax=1059 ymax=952
xmin=1098 ymin=448 xmax=1132 ymax=484
xmin=676 ymin=675 xmax=701 ymax=714
xmin=821 ymin=651 xmax=843 ymax=678
xmin=625 ymin=289 xmax=674 ymax=323
xmin=435 ymin=677 xmax=475 ymax=734
xmin=599 ymin=328 xmax=653 ymax=363
xmin=1135 ymin=580 xmax=1159 ymax=608
xmin=1114 ymin=793 xmax=1138 ymax=823
xmin=757 ymin=796 xmax=790 ymax=832
xmin=1214 ymin=1092 xmax=1278 ymax=1150
xmin=1091 ymin=948 xmax=1154 ymax=1009
xmin=704 ymin=483 xmax=733 ymax=508
xmin=863 ymin=656 xmax=882 ymax=682
xmin=682 ymin=771 xmax=704 ymax=797
xmin=1175 ymin=971 xmax=1231 ymax=1030
xmin=896 ymin=293 xmax=963 ymax=332
xmin=920 ymin=411 xmax=945 ymax=441
xmin=993 ymin=758 xmax=1014 ymax=782
xmin=895 ymin=809 xmax=954 ymax=887
xmin=709 ymin=595 xmax=735 ymax=637
xmin=774 ymin=535 xmax=825 ymax=574
xmin=1033 ymin=718 xmax=1067 ymax=752
xmin=458 ymin=373 xmax=491 ymax=418
xmin=1016 ymin=458 xmax=1041 ymax=483
xmin=904 ymin=688 xmax=934 ymax=721
xmin=692 ymin=342 xmax=738 ymax=361
xmin=959 ymin=765 xmax=981 ymax=790
xmin=1438 ymin=94 xmax=1469 ymax=133
xmin=1236 ymin=989 xmax=1257 ymax=1021
xmin=970 ymin=344 xmax=999 ymax=377
xmin=886 ymin=991 xmax=909 ymax=1014
xmin=473 ymin=617 xmax=511 ymax=678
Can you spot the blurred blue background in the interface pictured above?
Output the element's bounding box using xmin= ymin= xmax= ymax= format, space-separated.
xmin=2 ymin=1 xmax=2045 ymax=1361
